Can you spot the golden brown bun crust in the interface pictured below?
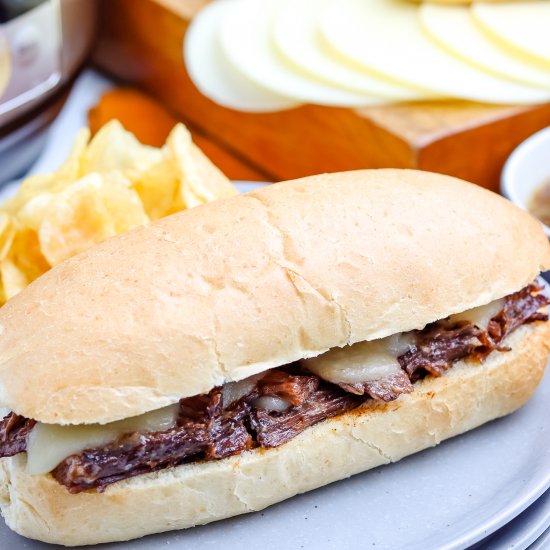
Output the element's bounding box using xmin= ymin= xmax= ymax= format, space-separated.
xmin=0 ymin=169 xmax=548 ymax=424
xmin=1 ymin=322 xmax=548 ymax=546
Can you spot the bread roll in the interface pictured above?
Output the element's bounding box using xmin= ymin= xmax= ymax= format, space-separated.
xmin=0 ymin=168 xmax=549 ymax=545
xmin=0 ymin=169 xmax=547 ymax=425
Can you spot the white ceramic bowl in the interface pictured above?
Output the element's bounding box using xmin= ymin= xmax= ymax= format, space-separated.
xmin=501 ymin=126 xmax=550 ymax=238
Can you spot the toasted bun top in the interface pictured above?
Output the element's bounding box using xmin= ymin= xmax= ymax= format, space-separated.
xmin=0 ymin=169 xmax=548 ymax=424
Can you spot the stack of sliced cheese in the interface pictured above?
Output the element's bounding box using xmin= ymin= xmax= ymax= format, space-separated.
xmin=184 ymin=0 xmax=550 ymax=112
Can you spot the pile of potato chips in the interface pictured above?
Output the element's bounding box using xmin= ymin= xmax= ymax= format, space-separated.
xmin=0 ymin=121 xmax=236 ymax=304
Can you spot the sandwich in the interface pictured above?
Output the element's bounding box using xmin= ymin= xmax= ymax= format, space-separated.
xmin=0 ymin=169 xmax=548 ymax=546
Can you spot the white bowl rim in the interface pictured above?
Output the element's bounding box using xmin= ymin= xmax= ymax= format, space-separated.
xmin=501 ymin=125 xmax=550 ymax=238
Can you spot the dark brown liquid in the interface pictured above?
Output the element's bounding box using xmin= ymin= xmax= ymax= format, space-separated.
xmin=528 ymin=179 xmax=550 ymax=227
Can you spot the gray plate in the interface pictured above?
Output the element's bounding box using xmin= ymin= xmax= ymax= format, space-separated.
xmin=468 ymin=489 xmax=550 ymax=550
xmin=530 ymin=526 xmax=550 ymax=550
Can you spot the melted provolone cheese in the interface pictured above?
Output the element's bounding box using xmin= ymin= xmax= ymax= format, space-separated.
xmin=449 ymin=298 xmax=504 ymax=329
xmin=27 ymin=404 xmax=179 ymax=475
xmin=253 ymin=396 xmax=291 ymax=412
xmin=302 ymin=333 xmax=413 ymax=385
xmin=222 ymin=374 xmax=264 ymax=408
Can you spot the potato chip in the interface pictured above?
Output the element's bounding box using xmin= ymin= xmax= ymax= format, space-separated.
xmin=55 ymin=127 xmax=90 ymax=183
xmin=9 ymin=225 xmax=50 ymax=283
xmin=38 ymin=173 xmax=149 ymax=266
xmin=2 ymin=129 xmax=91 ymax=215
xmin=167 ymin=124 xmax=219 ymax=209
xmin=132 ymin=160 xmax=179 ymax=221
xmin=130 ymin=124 xmax=228 ymax=220
xmin=0 ymin=224 xmax=49 ymax=302
xmin=0 ymin=212 xmax=15 ymax=261
xmin=80 ymin=120 xmax=162 ymax=177
xmin=0 ymin=258 xmax=28 ymax=302
xmin=17 ymin=194 xmax=53 ymax=232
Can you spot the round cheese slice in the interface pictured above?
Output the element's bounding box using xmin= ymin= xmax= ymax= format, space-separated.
xmin=273 ymin=0 xmax=431 ymax=101
xmin=420 ymin=4 xmax=550 ymax=90
xmin=219 ymin=0 xmax=380 ymax=107
xmin=321 ymin=0 xmax=550 ymax=104
xmin=472 ymin=2 xmax=550 ymax=67
xmin=184 ymin=1 xmax=300 ymax=112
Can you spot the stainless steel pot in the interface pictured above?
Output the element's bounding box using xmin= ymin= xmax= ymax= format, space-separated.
xmin=0 ymin=0 xmax=96 ymax=183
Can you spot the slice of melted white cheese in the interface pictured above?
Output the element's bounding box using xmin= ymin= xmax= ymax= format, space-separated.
xmin=449 ymin=298 xmax=504 ymax=329
xmin=26 ymin=404 xmax=179 ymax=475
xmin=302 ymin=333 xmax=413 ymax=385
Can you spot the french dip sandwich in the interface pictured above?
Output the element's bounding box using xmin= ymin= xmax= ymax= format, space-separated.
xmin=0 ymin=169 xmax=549 ymax=545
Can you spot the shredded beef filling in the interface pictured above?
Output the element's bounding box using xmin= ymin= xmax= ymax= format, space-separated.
xmin=0 ymin=282 xmax=547 ymax=493
xmin=489 ymin=284 xmax=549 ymax=343
xmin=55 ymin=421 xmax=211 ymax=493
xmin=52 ymin=374 xmax=344 ymax=493
xmin=249 ymin=389 xmax=359 ymax=448
xmin=338 ymin=370 xmax=413 ymax=401
xmin=399 ymin=322 xmax=487 ymax=381
xmin=0 ymin=414 xmax=36 ymax=457
xmin=257 ymin=370 xmax=319 ymax=406
xmin=400 ymin=282 xmax=549 ymax=381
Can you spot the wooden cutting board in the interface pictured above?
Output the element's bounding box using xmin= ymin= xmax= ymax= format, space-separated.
xmin=92 ymin=0 xmax=550 ymax=189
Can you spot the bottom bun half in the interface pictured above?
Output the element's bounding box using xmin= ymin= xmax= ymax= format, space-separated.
xmin=1 ymin=322 xmax=549 ymax=546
